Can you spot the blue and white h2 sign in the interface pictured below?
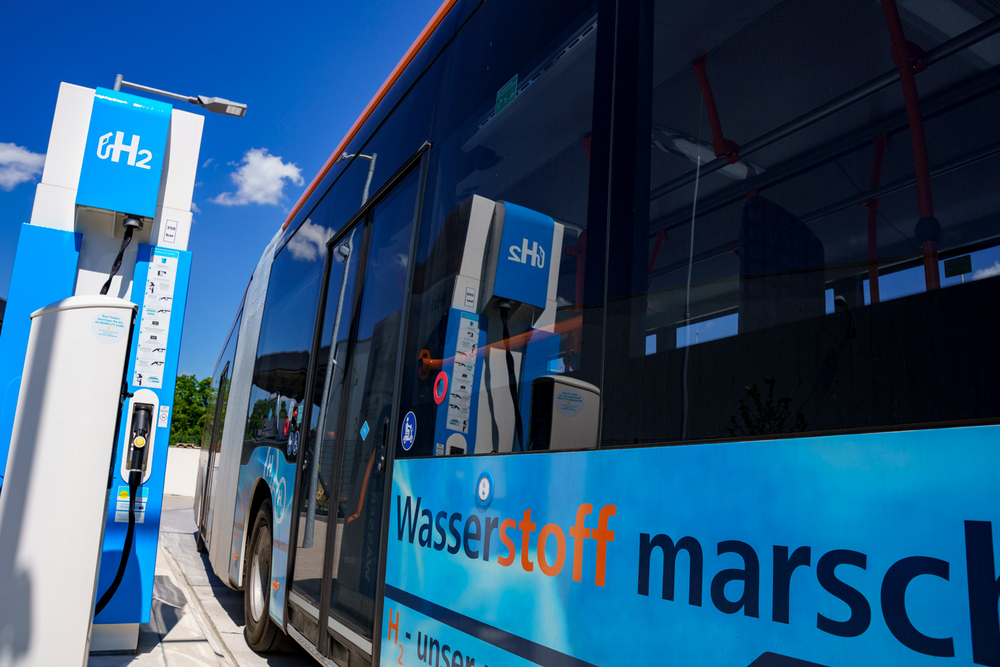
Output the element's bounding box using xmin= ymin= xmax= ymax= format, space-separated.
xmin=493 ymin=202 xmax=555 ymax=310
xmin=76 ymin=88 xmax=171 ymax=218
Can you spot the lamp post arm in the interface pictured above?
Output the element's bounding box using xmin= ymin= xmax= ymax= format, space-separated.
xmin=116 ymin=78 xmax=198 ymax=105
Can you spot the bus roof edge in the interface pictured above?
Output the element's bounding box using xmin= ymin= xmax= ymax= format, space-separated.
xmin=280 ymin=0 xmax=461 ymax=231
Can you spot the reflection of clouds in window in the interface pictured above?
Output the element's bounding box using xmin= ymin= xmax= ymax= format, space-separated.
xmin=974 ymin=261 xmax=1000 ymax=281
xmin=287 ymin=219 xmax=333 ymax=261
xmin=394 ymin=253 xmax=408 ymax=269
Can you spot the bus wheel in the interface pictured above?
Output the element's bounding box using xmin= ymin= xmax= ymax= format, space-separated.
xmin=244 ymin=500 xmax=282 ymax=652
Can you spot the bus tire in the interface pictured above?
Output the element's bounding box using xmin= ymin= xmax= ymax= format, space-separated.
xmin=244 ymin=500 xmax=282 ymax=653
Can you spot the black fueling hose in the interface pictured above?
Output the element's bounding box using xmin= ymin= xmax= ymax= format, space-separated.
xmin=94 ymin=473 xmax=138 ymax=615
xmin=95 ymin=404 xmax=151 ymax=615
xmin=95 ymin=216 xmax=147 ymax=615
xmin=498 ymin=303 xmax=526 ymax=452
xmin=99 ymin=217 xmax=142 ymax=296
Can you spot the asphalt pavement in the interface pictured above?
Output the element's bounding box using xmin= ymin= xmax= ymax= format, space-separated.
xmin=88 ymin=494 xmax=314 ymax=667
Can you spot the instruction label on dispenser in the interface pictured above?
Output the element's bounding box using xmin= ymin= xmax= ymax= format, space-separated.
xmin=447 ymin=313 xmax=480 ymax=435
xmin=133 ymin=247 xmax=179 ymax=388
xmin=115 ymin=486 xmax=150 ymax=523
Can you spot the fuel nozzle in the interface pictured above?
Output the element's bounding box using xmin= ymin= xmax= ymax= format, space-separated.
xmin=128 ymin=403 xmax=153 ymax=479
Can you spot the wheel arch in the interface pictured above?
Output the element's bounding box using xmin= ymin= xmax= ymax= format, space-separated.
xmin=236 ymin=476 xmax=272 ymax=590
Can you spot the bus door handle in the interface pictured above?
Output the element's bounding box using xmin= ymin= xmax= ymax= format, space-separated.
xmin=376 ymin=418 xmax=389 ymax=473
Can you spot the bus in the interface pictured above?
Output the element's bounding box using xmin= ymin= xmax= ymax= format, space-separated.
xmin=193 ymin=0 xmax=1000 ymax=664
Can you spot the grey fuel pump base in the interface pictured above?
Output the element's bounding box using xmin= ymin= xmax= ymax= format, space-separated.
xmin=0 ymin=296 xmax=137 ymax=667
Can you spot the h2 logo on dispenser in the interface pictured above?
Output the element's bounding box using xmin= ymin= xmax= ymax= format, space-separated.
xmin=492 ymin=202 xmax=556 ymax=310
xmin=76 ymin=87 xmax=171 ymax=218
xmin=96 ymin=131 xmax=153 ymax=170
xmin=508 ymin=237 xmax=546 ymax=269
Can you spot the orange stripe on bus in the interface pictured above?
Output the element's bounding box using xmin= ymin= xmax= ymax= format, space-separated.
xmin=281 ymin=0 xmax=460 ymax=232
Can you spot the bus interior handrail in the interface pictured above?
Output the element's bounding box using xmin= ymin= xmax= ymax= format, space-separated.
xmin=647 ymin=63 xmax=1000 ymax=240
xmin=648 ymin=140 xmax=1000 ymax=283
xmin=648 ymin=14 xmax=1000 ymax=206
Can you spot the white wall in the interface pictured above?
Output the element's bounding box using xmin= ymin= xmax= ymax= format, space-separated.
xmin=163 ymin=447 xmax=201 ymax=497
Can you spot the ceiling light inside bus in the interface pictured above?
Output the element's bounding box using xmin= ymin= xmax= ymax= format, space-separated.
xmin=652 ymin=126 xmax=764 ymax=180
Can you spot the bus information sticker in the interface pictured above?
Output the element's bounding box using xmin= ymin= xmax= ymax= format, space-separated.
xmin=401 ymin=412 xmax=417 ymax=450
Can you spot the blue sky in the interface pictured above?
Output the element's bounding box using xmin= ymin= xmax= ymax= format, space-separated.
xmin=0 ymin=0 xmax=441 ymax=379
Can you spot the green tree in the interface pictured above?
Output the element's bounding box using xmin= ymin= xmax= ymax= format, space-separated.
xmin=171 ymin=374 xmax=212 ymax=446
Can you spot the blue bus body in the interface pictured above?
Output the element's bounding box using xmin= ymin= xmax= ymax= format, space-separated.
xmin=194 ymin=0 xmax=1000 ymax=665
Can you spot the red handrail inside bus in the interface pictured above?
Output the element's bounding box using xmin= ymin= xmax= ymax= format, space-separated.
xmin=417 ymin=315 xmax=584 ymax=377
xmin=865 ymin=135 xmax=888 ymax=304
xmin=880 ymin=0 xmax=941 ymax=290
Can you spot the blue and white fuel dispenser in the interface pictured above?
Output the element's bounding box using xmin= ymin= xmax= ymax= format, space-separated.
xmin=0 ymin=81 xmax=203 ymax=658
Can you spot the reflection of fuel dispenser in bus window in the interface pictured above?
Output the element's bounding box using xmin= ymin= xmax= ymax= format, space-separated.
xmin=422 ymin=195 xmax=599 ymax=455
xmin=254 ymin=392 xmax=301 ymax=457
xmin=284 ymin=402 xmax=301 ymax=458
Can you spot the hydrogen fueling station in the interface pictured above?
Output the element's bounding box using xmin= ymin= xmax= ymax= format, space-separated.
xmin=6 ymin=1 xmax=1000 ymax=666
xmin=0 ymin=77 xmax=244 ymax=665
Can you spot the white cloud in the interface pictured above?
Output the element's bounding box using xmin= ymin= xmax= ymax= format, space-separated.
xmin=287 ymin=219 xmax=333 ymax=261
xmin=0 ymin=142 xmax=45 ymax=191
xmin=202 ymin=158 xmax=214 ymax=169
xmin=210 ymin=148 xmax=303 ymax=206
xmin=973 ymin=261 xmax=1000 ymax=281
xmin=190 ymin=202 xmax=201 ymax=213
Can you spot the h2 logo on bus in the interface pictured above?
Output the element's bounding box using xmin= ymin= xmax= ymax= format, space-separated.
xmin=96 ymin=131 xmax=153 ymax=170
xmin=508 ymin=238 xmax=546 ymax=269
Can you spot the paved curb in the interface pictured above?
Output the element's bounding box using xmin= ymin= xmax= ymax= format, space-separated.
xmin=90 ymin=496 xmax=313 ymax=666
xmin=160 ymin=545 xmax=236 ymax=667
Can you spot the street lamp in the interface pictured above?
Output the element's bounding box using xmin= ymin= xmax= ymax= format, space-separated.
xmin=113 ymin=74 xmax=247 ymax=117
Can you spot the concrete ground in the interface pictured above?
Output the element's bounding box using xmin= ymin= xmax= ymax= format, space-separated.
xmin=88 ymin=495 xmax=315 ymax=667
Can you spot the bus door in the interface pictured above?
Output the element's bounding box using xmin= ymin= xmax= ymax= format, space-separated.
xmin=198 ymin=362 xmax=229 ymax=542
xmin=288 ymin=165 xmax=421 ymax=661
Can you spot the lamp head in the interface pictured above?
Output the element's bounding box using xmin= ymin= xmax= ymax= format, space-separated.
xmin=196 ymin=95 xmax=247 ymax=117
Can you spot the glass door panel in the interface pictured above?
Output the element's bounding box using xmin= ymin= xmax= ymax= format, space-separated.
xmin=291 ymin=227 xmax=362 ymax=612
xmin=199 ymin=363 xmax=228 ymax=531
xmin=328 ymin=170 xmax=419 ymax=638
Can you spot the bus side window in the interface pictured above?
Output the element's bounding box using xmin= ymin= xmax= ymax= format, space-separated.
xmin=396 ymin=2 xmax=602 ymax=457
xmin=602 ymin=0 xmax=1000 ymax=446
